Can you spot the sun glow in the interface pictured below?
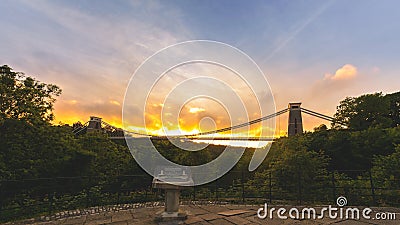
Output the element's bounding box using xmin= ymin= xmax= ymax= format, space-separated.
xmin=189 ymin=107 xmax=206 ymax=113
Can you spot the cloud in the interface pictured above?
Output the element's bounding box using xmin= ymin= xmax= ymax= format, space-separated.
xmin=324 ymin=64 xmax=358 ymax=80
xmin=3 ymin=1 xmax=192 ymax=127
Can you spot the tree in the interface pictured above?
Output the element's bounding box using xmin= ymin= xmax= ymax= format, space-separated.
xmin=372 ymin=144 xmax=400 ymax=187
xmin=371 ymin=145 xmax=400 ymax=205
xmin=332 ymin=92 xmax=395 ymax=130
xmin=0 ymin=119 xmax=94 ymax=180
xmin=0 ymin=65 xmax=61 ymax=124
xmin=245 ymin=136 xmax=331 ymax=203
xmin=386 ymin=92 xmax=400 ymax=127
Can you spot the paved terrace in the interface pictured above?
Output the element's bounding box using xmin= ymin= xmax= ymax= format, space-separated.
xmin=5 ymin=204 xmax=400 ymax=225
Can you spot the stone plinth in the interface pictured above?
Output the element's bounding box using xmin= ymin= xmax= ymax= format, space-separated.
xmin=152 ymin=167 xmax=193 ymax=221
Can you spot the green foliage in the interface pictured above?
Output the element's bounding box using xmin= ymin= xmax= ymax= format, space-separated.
xmin=298 ymin=125 xmax=400 ymax=171
xmin=0 ymin=119 xmax=94 ymax=180
xmin=151 ymin=140 xmax=219 ymax=166
xmin=332 ymin=172 xmax=374 ymax=205
xmin=372 ymin=145 xmax=400 ymax=186
xmin=371 ymin=145 xmax=400 ymax=206
xmin=77 ymin=132 xmax=132 ymax=177
xmin=0 ymin=65 xmax=61 ymax=124
xmin=387 ymin=92 xmax=400 ymax=127
xmin=245 ymin=136 xmax=331 ymax=203
xmin=332 ymin=92 xmax=399 ymax=130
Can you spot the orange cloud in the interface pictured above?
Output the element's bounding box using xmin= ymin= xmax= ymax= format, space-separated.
xmin=324 ymin=64 xmax=358 ymax=80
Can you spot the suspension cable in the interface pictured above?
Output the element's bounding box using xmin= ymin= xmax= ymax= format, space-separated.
xmin=72 ymin=121 xmax=89 ymax=134
xmin=101 ymin=121 xmax=152 ymax=137
xmin=301 ymin=107 xmax=347 ymax=126
xmin=187 ymin=108 xmax=289 ymax=136
xmin=300 ymin=108 xmax=334 ymax=120
xmin=75 ymin=106 xmax=348 ymax=138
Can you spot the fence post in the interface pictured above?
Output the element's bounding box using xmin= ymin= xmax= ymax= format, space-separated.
xmin=0 ymin=180 xmax=3 ymax=213
xmin=193 ymin=185 xmax=196 ymax=202
xmin=281 ymin=169 xmax=286 ymax=200
xmin=86 ymin=176 xmax=91 ymax=208
xmin=241 ymin=169 xmax=245 ymax=204
xmin=215 ymin=181 xmax=219 ymax=202
xmin=269 ymin=171 xmax=272 ymax=203
xmin=48 ymin=177 xmax=56 ymax=216
xmin=369 ymin=171 xmax=376 ymax=206
xmin=49 ymin=192 xmax=55 ymax=216
xmin=117 ymin=175 xmax=121 ymax=205
xmin=331 ymin=172 xmax=336 ymax=202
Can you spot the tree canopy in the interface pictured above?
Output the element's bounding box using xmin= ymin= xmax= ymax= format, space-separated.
xmin=0 ymin=65 xmax=61 ymax=125
xmin=332 ymin=92 xmax=400 ymax=130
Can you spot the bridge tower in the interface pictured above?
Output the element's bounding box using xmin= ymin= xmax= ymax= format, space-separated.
xmin=87 ymin=116 xmax=102 ymax=132
xmin=288 ymin=103 xmax=303 ymax=136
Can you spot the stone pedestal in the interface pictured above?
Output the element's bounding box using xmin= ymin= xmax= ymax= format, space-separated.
xmin=165 ymin=188 xmax=180 ymax=213
xmin=154 ymin=184 xmax=187 ymax=221
xmin=152 ymin=167 xmax=193 ymax=222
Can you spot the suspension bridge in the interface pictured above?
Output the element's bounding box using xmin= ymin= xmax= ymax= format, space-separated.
xmin=72 ymin=103 xmax=344 ymax=141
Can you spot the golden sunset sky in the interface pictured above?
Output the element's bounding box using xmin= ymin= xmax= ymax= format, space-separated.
xmin=1 ymin=1 xmax=399 ymax=137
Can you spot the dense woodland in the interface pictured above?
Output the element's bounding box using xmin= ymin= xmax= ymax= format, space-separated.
xmin=1 ymin=65 xmax=400 ymax=220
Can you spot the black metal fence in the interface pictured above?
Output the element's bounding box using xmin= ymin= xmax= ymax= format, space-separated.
xmin=1 ymin=170 xmax=399 ymax=222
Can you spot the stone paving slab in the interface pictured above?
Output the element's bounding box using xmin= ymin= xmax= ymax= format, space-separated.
xmin=189 ymin=221 xmax=211 ymax=225
xmin=243 ymin=215 xmax=264 ymax=224
xmin=198 ymin=205 xmax=227 ymax=213
xmin=333 ymin=220 xmax=373 ymax=225
xmin=198 ymin=213 xmax=223 ymax=221
xmin=107 ymin=221 xmax=131 ymax=225
xmin=207 ymin=218 xmax=233 ymax=225
xmin=63 ymin=216 xmax=87 ymax=224
xmin=181 ymin=206 xmax=209 ymax=216
xmin=183 ymin=216 xmax=204 ymax=224
xmin=85 ymin=212 xmax=113 ymax=225
xmin=7 ymin=204 xmax=400 ymax=225
xmin=224 ymin=215 xmax=251 ymax=224
xmin=112 ymin=212 xmax=133 ymax=222
xmin=218 ymin=210 xmax=249 ymax=217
